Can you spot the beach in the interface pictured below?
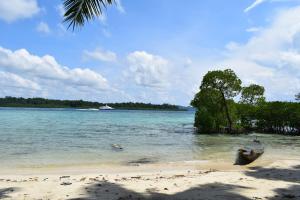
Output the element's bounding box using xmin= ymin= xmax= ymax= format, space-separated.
xmin=1 ymin=159 xmax=300 ymax=200
xmin=1 ymin=108 xmax=300 ymax=199
xmin=1 ymin=0 xmax=300 ymax=199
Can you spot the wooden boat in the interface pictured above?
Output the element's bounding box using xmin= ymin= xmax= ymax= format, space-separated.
xmin=234 ymin=140 xmax=264 ymax=165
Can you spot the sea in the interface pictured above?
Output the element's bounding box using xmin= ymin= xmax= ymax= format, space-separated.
xmin=0 ymin=107 xmax=299 ymax=170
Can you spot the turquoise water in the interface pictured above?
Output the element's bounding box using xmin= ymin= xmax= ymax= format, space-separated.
xmin=0 ymin=108 xmax=300 ymax=169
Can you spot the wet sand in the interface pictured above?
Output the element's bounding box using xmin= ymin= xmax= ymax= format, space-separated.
xmin=0 ymin=159 xmax=300 ymax=200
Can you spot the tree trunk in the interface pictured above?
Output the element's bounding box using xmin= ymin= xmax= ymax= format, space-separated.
xmin=220 ymin=91 xmax=232 ymax=133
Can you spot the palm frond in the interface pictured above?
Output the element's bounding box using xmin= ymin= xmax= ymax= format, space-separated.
xmin=63 ymin=0 xmax=114 ymax=30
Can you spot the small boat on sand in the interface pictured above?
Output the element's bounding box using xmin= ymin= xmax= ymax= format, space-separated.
xmin=234 ymin=139 xmax=264 ymax=165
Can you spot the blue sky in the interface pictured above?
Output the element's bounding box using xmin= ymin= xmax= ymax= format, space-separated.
xmin=0 ymin=0 xmax=300 ymax=105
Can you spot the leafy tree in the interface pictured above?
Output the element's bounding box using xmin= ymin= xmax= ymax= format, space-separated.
xmin=63 ymin=0 xmax=114 ymax=30
xmin=199 ymin=69 xmax=242 ymax=132
xmin=191 ymin=88 xmax=225 ymax=133
xmin=192 ymin=69 xmax=299 ymax=135
xmin=256 ymin=101 xmax=300 ymax=134
xmin=237 ymin=84 xmax=265 ymax=130
xmin=240 ymin=84 xmax=265 ymax=105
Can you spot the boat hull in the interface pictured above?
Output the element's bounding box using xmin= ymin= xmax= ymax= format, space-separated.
xmin=235 ymin=149 xmax=264 ymax=165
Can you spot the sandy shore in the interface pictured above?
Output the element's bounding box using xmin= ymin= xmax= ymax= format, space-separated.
xmin=0 ymin=159 xmax=299 ymax=200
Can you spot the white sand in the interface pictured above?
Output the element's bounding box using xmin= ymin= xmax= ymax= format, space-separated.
xmin=0 ymin=159 xmax=299 ymax=200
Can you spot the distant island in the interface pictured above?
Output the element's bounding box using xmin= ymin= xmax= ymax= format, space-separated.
xmin=0 ymin=96 xmax=187 ymax=111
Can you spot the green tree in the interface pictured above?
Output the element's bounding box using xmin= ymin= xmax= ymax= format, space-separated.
xmin=192 ymin=69 xmax=299 ymax=135
xmin=256 ymin=101 xmax=300 ymax=134
xmin=63 ymin=0 xmax=114 ymax=30
xmin=240 ymin=84 xmax=265 ymax=105
xmin=199 ymin=69 xmax=242 ymax=132
xmin=191 ymin=88 xmax=225 ymax=133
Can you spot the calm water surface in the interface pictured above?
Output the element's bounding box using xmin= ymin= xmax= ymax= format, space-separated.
xmin=0 ymin=108 xmax=299 ymax=169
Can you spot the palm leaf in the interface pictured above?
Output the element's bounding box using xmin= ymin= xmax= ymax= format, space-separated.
xmin=63 ymin=0 xmax=114 ymax=30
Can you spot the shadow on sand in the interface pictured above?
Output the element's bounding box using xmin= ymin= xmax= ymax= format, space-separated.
xmin=245 ymin=165 xmax=300 ymax=183
xmin=0 ymin=187 xmax=18 ymax=199
xmin=245 ymin=165 xmax=300 ymax=199
xmin=69 ymin=165 xmax=300 ymax=200
xmin=269 ymin=185 xmax=300 ymax=200
xmin=69 ymin=182 xmax=252 ymax=200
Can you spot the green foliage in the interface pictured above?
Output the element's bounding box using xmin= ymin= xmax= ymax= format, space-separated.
xmin=236 ymin=103 xmax=257 ymax=130
xmin=256 ymin=101 xmax=300 ymax=134
xmin=63 ymin=0 xmax=114 ymax=30
xmin=200 ymin=69 xmax=242 ymax=99
xmin=240 ymin=84 xmax=265 ymax=105
xmin=194 ymin=69 xmax=242 ymax=133
xmin=191 ymin=88 xmax=225 ymax=133
xmin=192 ymin=68 xmax=300 ymax=135
xmin=237 ymin=84 xmax=265 ymax=131
xmin=0 ymin=96 xmax=182 ymax=111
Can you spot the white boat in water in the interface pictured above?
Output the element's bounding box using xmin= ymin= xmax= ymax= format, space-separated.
xmin=99 ymin=105 xmax=114 ymax=110
xmin=77 ymin=108 xmax=99 ymax=111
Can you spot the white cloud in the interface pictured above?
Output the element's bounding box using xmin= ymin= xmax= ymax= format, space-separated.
xmin=244 ymin=0 xmax=266 ymax=13
xmin=126 ymin=51 xmax=169 ymax=88
xmin=0 ymin=71 xmax=42 ymax=98
xmin=115 ymin=0 xmax=125 ymax=14
xmin=0 ymin=0 xmax=40 ymax=22
xmin=218 ymin=6 xmax=300 ymax=100
xmin=244 ymin=0 xmax=300 ymax=13
xmin=225 ymin=42 xmax=241 ymax=51
xmin=168 ymin=5 xmax=300 ymax=104
xmin=36 ymin=22 xmax=50 ymax=34
xmin=0 ymin=71 xmax=40 ymax=90
xmin=170 ymin=5 xmax=300 ymax=104
xmin=0 ymin=46 xmax=113 ymax=100
xmin=83 ymin=48 xmax=117 ymax=62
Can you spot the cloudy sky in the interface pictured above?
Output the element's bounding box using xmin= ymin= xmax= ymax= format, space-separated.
xmin=0 ymin=0 xmax=300 ymax=105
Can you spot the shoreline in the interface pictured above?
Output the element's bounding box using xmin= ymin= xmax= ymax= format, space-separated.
xmin=0 ymin=158 xmax=274 ymax=175
xmin=0 ymin=159 xmax=299 ymax=199
xmin=2 ymin=151 xmax=299 ymax=176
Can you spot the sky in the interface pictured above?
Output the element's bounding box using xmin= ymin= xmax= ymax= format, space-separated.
xmin=0 ymin=0 xmax=300 ymax=105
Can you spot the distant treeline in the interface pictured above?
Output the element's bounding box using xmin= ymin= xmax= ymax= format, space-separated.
xmin=0 ymin=97 xmax=183 ymax=111
xmin=191 ymin=69 xmax=300 ymax=135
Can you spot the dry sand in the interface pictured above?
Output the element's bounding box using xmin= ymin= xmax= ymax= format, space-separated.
xmin=0 ymin=159 xmax=299 ymax=200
